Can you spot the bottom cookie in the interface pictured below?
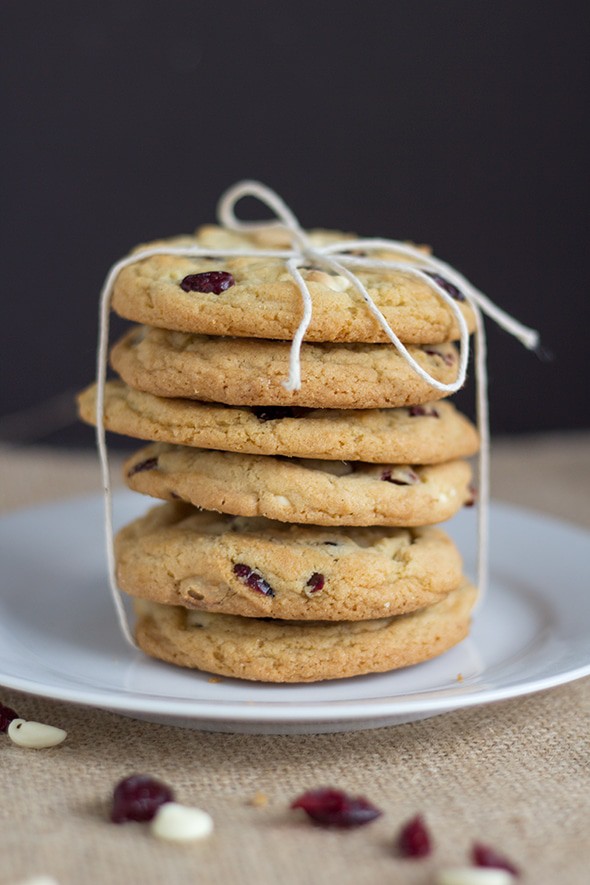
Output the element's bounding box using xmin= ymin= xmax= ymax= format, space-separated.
xmin=133 ymin=582 xmax=477 ymax=683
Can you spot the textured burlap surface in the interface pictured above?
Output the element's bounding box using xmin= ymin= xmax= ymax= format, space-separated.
xmin=1 ymin=435 xmax=589 ymax=885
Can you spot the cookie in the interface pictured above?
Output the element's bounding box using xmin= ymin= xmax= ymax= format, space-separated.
xmin=115 ymin=502 xmax=464 ymax=620
xmin=123 ymin=443 xmax=473 ymax=526
xmin=110 ymin=326 xmax=461 ymax=409
xmin=111 ymin=225 xmax=475 ymax=344
xmin=132 ymin=581 xmax=477 ymax=682
xmin=78 ymin=380 xmax=479 ymax=464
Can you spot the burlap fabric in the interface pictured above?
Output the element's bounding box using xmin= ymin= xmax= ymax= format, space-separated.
xmin=1 ymin=435 xmax=589 ymax=885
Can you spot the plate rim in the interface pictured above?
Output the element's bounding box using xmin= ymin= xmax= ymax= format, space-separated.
xmin=1 ymin=659 xmax=590 ymax=723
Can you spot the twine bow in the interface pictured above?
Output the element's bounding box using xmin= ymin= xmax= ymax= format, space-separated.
xmin=96 ymin=180 xmax=541 ymax=649
xmin=218 ymin=180 xmax=539 ymax=391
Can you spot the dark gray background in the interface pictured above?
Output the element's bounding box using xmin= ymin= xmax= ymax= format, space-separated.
xmin=1 ymin=1 xmax=588 ymax=446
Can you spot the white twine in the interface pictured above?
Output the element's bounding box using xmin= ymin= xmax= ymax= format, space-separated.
xmin=96 ymin=179 xmax=540 ymax=650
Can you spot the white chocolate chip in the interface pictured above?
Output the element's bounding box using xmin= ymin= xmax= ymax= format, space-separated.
xmin=304 ymin=269 xmax=351 ymax=291
xmin=383 ymin=466 xmax=420 ymax=486
xmin=14 ymin=878 xmax=61 ymax=885
xmin=151 ymin=802 xmax=214 ymax=842
xmin=436 ymin=868 xmax=515 ymax=885
xmin=7 ymin=719 xmax=67 ymax=749
xmin=272 ymin=495 xmax=291 ymax=508
xmin=325 ymin=275 xmax=351 ymax=292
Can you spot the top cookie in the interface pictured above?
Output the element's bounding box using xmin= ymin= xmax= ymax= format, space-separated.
xmin=111 ymin=225 xmax=475 ymax=344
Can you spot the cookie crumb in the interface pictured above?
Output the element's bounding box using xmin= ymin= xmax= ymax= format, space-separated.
xmin=248 ymin=791 xmax=269 ymax=808
xmin=208 ymin=677 xmax=222 ymax=684
xmin=457 ymin=673 xmax=464 ymax=682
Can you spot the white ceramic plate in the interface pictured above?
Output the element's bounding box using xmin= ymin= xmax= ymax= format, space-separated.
xmin=1 ymin=493 xmax=589 ymax=733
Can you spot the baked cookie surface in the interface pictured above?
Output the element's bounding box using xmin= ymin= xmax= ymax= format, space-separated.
xmin=133 ymin=582 xmax=477 ymax=682
xmin=111 ymin=226 xmax=475 ymax=344
xmin=116 ymin=502 xmax=464 ymax=620
xmin=78 ymin=380 xmax=479 ymax=463
xmin=110 ymin=326 xmax=461 ymax=409
xmin=123 ymin=443 xmax=473 ymax=526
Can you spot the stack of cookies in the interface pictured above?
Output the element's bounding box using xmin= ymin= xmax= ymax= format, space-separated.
xmin=78 ymin=223 xmax=480 ymax=682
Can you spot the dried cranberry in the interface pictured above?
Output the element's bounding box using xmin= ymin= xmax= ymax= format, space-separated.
xmin=465 ymin=484 xmax=477 ymax=507
xmin=111 ymin=774 xmax=174 ymax=824
xmin=180 ymin=271 xmax=235 ymax=294
xmin=424 ymin=271 xmax=465 ymax=301
xmin=423 ymin=346 xmax=455 ymax=366
xmin=408 ymin=405 xmax=439 ymax=418
xmin=0 ymin=702 xmax=19 ymax=733
xmin=381 ymin=468 xmax=419 ymax=486
xmin=306 ymin=572 xmax=325 ymax=593
xmin=251 ymin=406 xmax=304 ymax=421
xmin=127 ymin=456 xmax=159 ymax=477
xmin=233 ymin=563 xmax=275 ymax=597
xmin=397 ymin=814 xmax=432 ymax=858
xmin=291 ymin=788 xmax=382 ymax=828
xmin=473 ymin=843 xmax=520 ymax=876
